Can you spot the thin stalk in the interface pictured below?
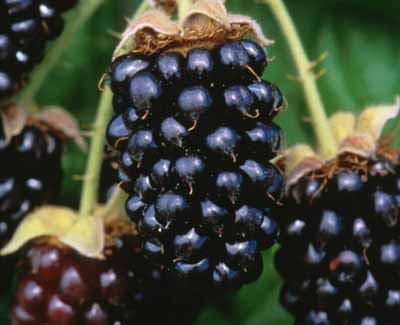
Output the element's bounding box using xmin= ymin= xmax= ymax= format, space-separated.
xmin=263 ymin=0 xmax=337 ymax=159
xmin=178 ymin=0 xmax=192 ymax=22
xmin=78 ymin=88 xmax=113 ymax=217
xmin=19 ymin=0 xmax=106 ymax=103
xmin=79 ymin=1 xmax=149 ymax=217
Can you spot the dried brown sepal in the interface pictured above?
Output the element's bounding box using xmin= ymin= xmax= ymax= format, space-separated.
xmin=183 ymin=0 xmax=229 ymax=30
xmin=288 ymin=146 xmax=399 ymax=196
xmin=285 ymin=102 xmax=399 ymax=192
xmin=32 ymin=106 xmax=87 ymax=151
xmin=148 ymin=0 xmax=178 ymax=16
xmin=104 ymin=218 xmax=137 ymax=256
xmin=113 ymin=0 xmax=272 ymax=58
xmin=337 ymin=100 xmax=399 ymax=158
xmin=338 ymin=134 xmax=376 ymax=158
xmin=0 ymin=104 xmax=27 ymax=146
xmin=356 ymin=99 xmax=400 ymax=141
xmin=299 ymin=153 xmax=370 ymax=196
xmin=227 ymin=14 xmax=274 ymax=47
xmin=114 ymin=9 xmax=182 ymax=57
xmin=0 ymin=206 xmax=105 ymax=259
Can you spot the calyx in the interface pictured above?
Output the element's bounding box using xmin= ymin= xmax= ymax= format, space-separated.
xmin=0 ymin=103 xmax=86 ymax=150
xmin=284 ymin=99 xmax=400 ymax=190
xmin=114 ymin=0 xmax=273 ymax=58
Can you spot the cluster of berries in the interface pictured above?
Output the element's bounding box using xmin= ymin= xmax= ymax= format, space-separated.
xmin=276 ymin=155 xmax=400 ymax=324
xmin=0 ymin=0 xmax=78 ymax=99
xmin=3 ymin=2 xmax=399 ymax=325
xmin=106 ymin=38 xmax=285 ymax=292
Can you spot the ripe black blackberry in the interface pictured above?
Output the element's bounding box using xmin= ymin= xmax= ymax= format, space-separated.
xmin=0 ymin=124 xmax=63 ymax=248
xmin=276 ymin=111 xmax=400 ymax=324
xmin=106 ymin=8 xmax=285 ymax=292
xmin=0 ymin=0 xmax=78 ymax=100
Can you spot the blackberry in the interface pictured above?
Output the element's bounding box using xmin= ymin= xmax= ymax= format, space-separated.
xmin=12 ymin=239 xmax=136 ymax=324
xmin=0 ymin=0 xmax=78 ymax=100
xmin=276 ymin=154 xmax=400 ymax=324
xmin=0 ymin=125 xmax=63 ymax=248
xmin=107 ymin=38 xmax=285 ymax=293
xmin=12 ymin=234 xmax=203 ymax=325
xmin=0 ymin=123 xmax=63 ymax=297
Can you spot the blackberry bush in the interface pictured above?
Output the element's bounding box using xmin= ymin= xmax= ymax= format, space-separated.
xmin=276 ymin=106 xmax=400 ymax=325
xmin=0 ymin=0 xmax=396 ymax=324
xmin=106 ymin=3 xmax=285 ymax=293
xmin=0 ymin=0 xmax=78 ymax=100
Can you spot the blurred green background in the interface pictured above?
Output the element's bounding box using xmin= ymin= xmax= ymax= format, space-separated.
xmin=11 ymin=0 xmax=400 ymax=323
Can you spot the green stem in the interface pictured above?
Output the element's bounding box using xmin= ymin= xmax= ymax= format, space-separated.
xmin=78 ymin=88 xmax=113 ymax=217
xmin=178 ymin=0 xmax=192 ymax=22
xmin=19 ymin=0 xmax=106 ymax=103
xmin=263 ymin=0 xmax=337 ymax=159
xmin=79 ymin=1 xmax=149 ymax=217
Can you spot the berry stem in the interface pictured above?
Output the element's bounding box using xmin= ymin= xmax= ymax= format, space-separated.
xmin=79 ymin=88 xmax=113 ymax=217
xmin=263 ymin=0 xmax=337 ymax=159
xmin=79 ymin=1 xmax=150 ymax=218
xmin=19 ymin=0 xmax=107 ymax=103
xmin=178 ymin=0 xmax=192 ymax=22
